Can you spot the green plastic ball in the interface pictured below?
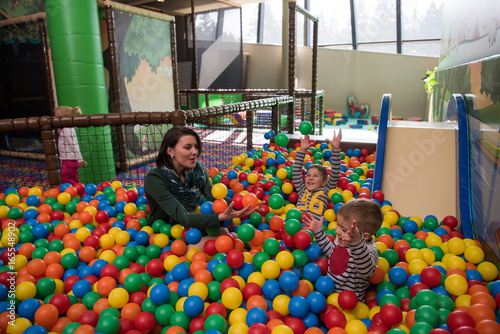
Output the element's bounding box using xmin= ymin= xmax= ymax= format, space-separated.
xmin=237 ymin=224 xmax=255 ymax=242
xmin=299 ymin=121 xmax=313 ymax=135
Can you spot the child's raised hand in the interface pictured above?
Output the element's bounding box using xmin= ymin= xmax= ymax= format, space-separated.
xmin=346 ymin=220 xmax=362 ymax=242
xmin=325 ymin=129 xmax=342 ymax=150
xmin=302 ymin=213 xmax=324 ymax=232
xmin=300 ymin=135 xmax=311 ymax=152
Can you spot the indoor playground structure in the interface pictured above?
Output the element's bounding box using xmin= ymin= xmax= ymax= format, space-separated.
xmin=1 ymin=1 xmax=500 ymax=334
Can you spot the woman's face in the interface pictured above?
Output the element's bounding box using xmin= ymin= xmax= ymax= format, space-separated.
xmin=167 ymin=134 xmax=199 ymax=171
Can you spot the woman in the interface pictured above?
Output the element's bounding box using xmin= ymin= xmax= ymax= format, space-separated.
xmin=144 ymin=126 xmax=253 ymax=239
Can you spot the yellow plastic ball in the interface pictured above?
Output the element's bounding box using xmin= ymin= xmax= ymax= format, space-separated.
xmin=281 ymin=183 xmax=293 ymax=194
xmin=384 ymin=211 xmax=399 ymax=225
xmin=221 ymin=287 xmax=243 ymax=309
xmin=447 ymin=238 xmax=466 ymax=255
xmin=272 ymin=294 xmax=291 ymax=316
xmin=13 ymin=254 xmax=28 ymax=272
xmin=75 ymin=227 xmax=92 ymax=242
xmin=275 ymin=251 xmax=295 ymax=269
xmin=228 ymin=307 xmax=247 ymax=325
xmin=276 ymin=169 xmax=288 ymax=180
xmin=212 ymin=183 xmax=228 ymax=200
xmin=421 ymin=248 xmax=436 ymax=265
xmin=408 ymin=259 xmax=427 ymax=275
xmin=115 ymin=231 xmax=131 ymax=246
xmin=99 ymin=234 xmax=115 ymax=249
xmin=271 ymin=325 xmax=294 ymax=334
xmin=15 ymin=281 xmax=37 ymax=300
xmin=57 ymin=192 xmax=71 ymax=205
xmin=445 ymin=274 xmax=468 ymax=296
xmin=327 ymin=293 xmax=340 ymax=308
xmin=247 ymin=272 xmax=266 ymax=287
xmin=324 ymin=209 xmax=336 ymax=223
xmin=405 ymin=249 xmax=424 ymax=263
xmin=123 ymin=203 xmax=137 ymax=216
xmin=377 ymin=257 xmax=390 ymax=273
xmin=154 ymin=233 xmax=169 ymax=248
xmin=425 ymin=233 xmax=443 ymax=247
xmin=6 ymin=318 xmax=32 ymax=334
xmin=100 ymin=250 xmax=117 ymax=263
xmin=261 ymin=260 xmax=281 ymax=280
xmin=0 ymin=206 xmax=9 ymax=218
xmin=111 ymin=181 xmax=123 ymax=189
xmin=83 ymin=206 xmax=97 ymax=216
xmin=464 ymin=246 xmax=484 ymax=264
xmin=345 ymin=319 xmax=368 ymax=334
xmin=5 ymin=194 xmax=20 ymax=207
xmin=353 ymin=302 xmax=370 ymax=319
xmin=477 ymin=261 xmax=499 ymax=281
xmin=188 ymin=282 xmax=209 ymax=300
xmin=171 ymin=224 xmax=184 ymax=239
xmin=164 ymin=255 xmax=181 ymax=272
xmin=108 ymin=287 xmax=129 ymax=308
xmin=229 ymin=322 xmax=249 ymax=334
xmin=446 ymin=255 xmax=466 ymax=271
xmin=247 ymin=173 xmax=258 ymax=184
xmin=28 ymin=187 xmax=42 ymax=197
xmin=455 ymin=294 xmax=471 ymax=308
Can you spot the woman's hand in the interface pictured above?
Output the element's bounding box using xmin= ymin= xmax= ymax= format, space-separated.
xmin=218 ymin=202 xmax=256 ymax=222
xmin=325 ymin=129 xmax=342 ymax=150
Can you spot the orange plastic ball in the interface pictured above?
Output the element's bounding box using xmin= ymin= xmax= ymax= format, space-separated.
xmin=97 ymin=277 xmax=117 ymax=297
xmin=121 ymin=303 xmax=142 ymax=321
xmin=45 ymin=263 xmax=64 ymax=279
xmin=44 ymin=251 xmax=62 ymax=265
xmin=27 ymin=258 xmax=46 ymax=277
xmin=215 ymin=235 xmax=234 ymax=253
xmin=35 ymin=304 xmax=59 ymax=327
xmin=171 ymin=240 xmax=187 ymax=256
xmin=66 ymin=303 xmax=88 ymax=322
xmin=242 ymin=193 xmax=259 ymax=210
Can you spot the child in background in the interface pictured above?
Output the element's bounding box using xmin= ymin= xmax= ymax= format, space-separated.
xmin=303 ymin=198 xmax=383 ymax=301
xmin=54 ymin=106 xmax=87 ymax=185
xmin=292 ymin=130 xmax=342 ymax=221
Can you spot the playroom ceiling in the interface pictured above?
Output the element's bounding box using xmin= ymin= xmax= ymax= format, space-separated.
xmin=114 ymin=0 xmax=267 ymax=15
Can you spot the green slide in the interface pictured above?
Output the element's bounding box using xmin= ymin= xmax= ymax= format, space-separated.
xmin=46 ymin=0 xmax=116 ymax=184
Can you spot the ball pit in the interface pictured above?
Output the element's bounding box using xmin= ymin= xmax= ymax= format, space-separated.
xmin=1 ymin=137 xmax=500 ymax=334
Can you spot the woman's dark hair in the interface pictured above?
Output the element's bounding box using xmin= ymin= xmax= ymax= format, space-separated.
xmin=156 ymin=126 xmax=203 ymax=168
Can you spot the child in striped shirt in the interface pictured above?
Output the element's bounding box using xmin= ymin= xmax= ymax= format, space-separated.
xmin=292 ymin=130 xmax=342 ymax=221
xmin=303 ymin=198 xmax=383 ymax=301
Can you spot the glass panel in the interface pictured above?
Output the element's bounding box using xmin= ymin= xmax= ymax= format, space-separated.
xmin=358 ymin=43 xmax=397 ymax=53
xmin=242 ymin=3 xmax=258 ymax=43
xmin=323 ymin=45 xmax=354 ymax=51
xmin=354 ymin=0 xmax=396 ymax=43
xmin=195 ymin=12 xmax=218 ymax=41
xmin=222 ymin=8 xmax=241 ymax=42
xmin=402 ymin=0 xmax=444 ymax=41
xmin=295 ymin=0 xmax=305 ymax=46
xmin=402 ymin=41 xmax=441 ymax=57
xmin=310 ymin=0 xmax=352 ymax=46
xmin=262 ymin=0 xmax=283 ymax=45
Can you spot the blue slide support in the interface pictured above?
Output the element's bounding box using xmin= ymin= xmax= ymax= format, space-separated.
xmin=372 ymin=94 xmax=391 ymax=193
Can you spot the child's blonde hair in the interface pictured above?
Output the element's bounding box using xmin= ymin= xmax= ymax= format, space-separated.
xmin=54 ymin=106 xmax=82 ymax=117
xmin=337 ymin=198 xmax=383 ymax=236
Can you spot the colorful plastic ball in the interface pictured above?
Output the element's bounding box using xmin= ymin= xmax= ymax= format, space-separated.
xmin=274 ymin=133 xmax=289 ymax=147
xmin=34 ymin=303 xmax=59 ymax=327
xmin=380 ymin=303 xmax=403 ymax=327
xmin=183 ymin=295 xmax=205 ymax=318
xmin=388 ymin=266 xmax=408 ymax=286
xmin=268 ymin=194 xmax=284 ymax=210
xmin=17 ymin=298 xmax=41 ymax=320
xmin=226 ymin=249 xmax=245 ymax=269
xmin=84 ymin=184 xmax=97 ymax=196
xmin=246 ymin=307 xmax=268 ymax=326
xmin=279 ymin=271 xmax=300 ymax=292
xmin=288 ymin=296 xmax=309 ymax=318
xmin=420 ymin=266 xmax=442 ymax=288
xmin=184 ymin=228 xmax=202 ymax=245
xmin=212 ymin=183 xmax=228 ymax=199
xmin=477 ymin=261 xmax=499 ymax=281
xmin=299 ymin=121 xmax=313 ymax=135
xmin=237 ymin=224 xmax=256 ymax=242
xmin=108 ymin=287 xmax=129 ymax=309
xmin=446 ymin=310 xmax=475 ymax=333
xmin=204 ymin=313 xmax=227 ymax=333
xmin=150 ymin=284 xmax=170 ymax=305
xmin=221 ymin=287 xmax=243 ymax=309
xmin=242 ymin=193 xmax=259 ymax=210
xmin=338 ymin=290 xmax=358 ymax=310
xmin=444 ymin=274 xmax=468 ymax=296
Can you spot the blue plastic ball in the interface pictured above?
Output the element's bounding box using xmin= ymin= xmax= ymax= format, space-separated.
xmin=17 ymin=298 xmax=41 ymax=320
xmin=279 ymin=271 xmax=300 ymax=292
xmin=388 ymin=266 xmax=408 ymax=286
xmin=307 ymin=291 xmax=326 ymax=314
xmin=149 ymin=284 xmax=170 ymax=305
xmin=304 ymin=243 xmax=322 ymax=261
xmin=172 ymin=263 xmax=191 ymax=282
xmin=23 ymin=325 xmax=48 ymax=334
xmin=262 ymin=279 xmax=281 ymax=300
xmin=315 ymin=276 xmax=335 ymax=296
xmin=26 ymin=195 xmax=41 ymax=207
xmin=200 ymin=201 xmax=215 ymax=215
xmin=185 ymin=228 xmax=202 ymax=244
xmin=402 ymin=220 xmax=419 ymax=233
xmin=32 ymin=224 xmax=49 ymax=239
xmin=72 ymin=279 xmax=92 ymax=299
xmin=134 ymin=231 xmax=150 ymax=245
xmin=289 ymin=296 xmax=309 ymax=318
xmin=246 ymin=307 xmax=268 ymax=326
xmin=84 ymin=184 xmax=97 ymax=196
xmin=183 ymin=295 xmax=204 ymax=317
xmin=302 ymin=263 xmax=322 ymax=282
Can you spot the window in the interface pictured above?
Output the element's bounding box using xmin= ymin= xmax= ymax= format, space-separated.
xmin=310 ymin=0 xmax=352 ymax=48
xmin=241 ymin=0 xmax=443 ymax=57
xmin=262 ymin=0 xmax=282 ymax=45
xmin=242 ymin=2 xmax=258 ymax=43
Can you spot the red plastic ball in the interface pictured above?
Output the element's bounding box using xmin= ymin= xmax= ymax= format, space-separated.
xmin=380 ymin=303 xmax=403 ymax=327
xmin=285 ymin=317 xmax=306 ymax=334
xmin=189 ymin=316 xmax=206 ymax=333
xmin=134 ymin=311 xmax=156 ymax=332
xmin=49 ymin=293 xmax=71 ymax=314
xmin=220 ymin=278 xmax=240 ymax=293
xmin=226 ymin=249 xmax=245 ymax=269
xmin=249 ymin=323 xmax=270 ymax=334
xmin=442 ymin=215 xmax=458 ymax=229
xmin=368 ymin=322 xmax=390 ymax=334
xmin=338 ymin=290 xmax=358 ymax=310
xmin=324 ymin=309 xmax=347 ymax=329
xmin=293 ymin=231 xmax=312 ymax=250
xmin=242 ymin=282 xmax=263 ymax=301
xmin=420 ymin=266 xmax=443 ymax=287
xmin=232 ymin=193 xmax=245 ymax=210
xmin=447 ymin=310 xmax=476 ymax=333
xmin=205 ymin=302 xmax=227 ymax=319
xmin=100 ymin=264 xmax=120 ymax=279
xmin=78 ymin=310 xmax=99 ymax=327
xmin=95 ymin=210 xmax=109 ymax=224
xmin=145 ymin=259 xmax=163 ymax=277
xmin=371 ymin=190 xmax=385 ymax=202
xmin=203 ymin=239 xmax=218 ymax=256
xmin=319 ymin=304 xmax=338 ymax=323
